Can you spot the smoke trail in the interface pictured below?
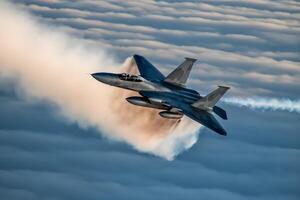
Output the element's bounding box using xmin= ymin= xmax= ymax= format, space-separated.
xmin=223 ymin=97 xmax=300 ymax=113
xmin=0 ymin=1 xmax=201 ymax=160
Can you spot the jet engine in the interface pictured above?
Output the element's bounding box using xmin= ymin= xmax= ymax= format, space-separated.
xmin=159 ymin=111 xmax=183 ymax=119
xmin=126 ymin=96 xmax=168 ymax=110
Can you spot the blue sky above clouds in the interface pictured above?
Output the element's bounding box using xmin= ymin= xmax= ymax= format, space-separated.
xmin=0 ymin=0 xmax=300 ymax=199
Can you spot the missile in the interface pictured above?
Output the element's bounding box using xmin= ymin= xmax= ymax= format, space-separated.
xmin=159 ymin=111 xmax=183 ymax=119
xmin=126 ymin=96 xmax=168 ymax=110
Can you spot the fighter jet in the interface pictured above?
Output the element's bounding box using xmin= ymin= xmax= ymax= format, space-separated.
xmin=91 ymin=55 xmax=230 ymax=135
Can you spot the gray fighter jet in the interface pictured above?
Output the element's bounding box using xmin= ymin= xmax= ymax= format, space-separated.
xmin=92 ymin=55 xmax=230 ymax=135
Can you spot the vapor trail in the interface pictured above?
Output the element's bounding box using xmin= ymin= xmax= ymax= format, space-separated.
xmin=223 ymin=97 xmax=300 ymax=113
xmin=0 ymin=1 xmax=200 ymax=160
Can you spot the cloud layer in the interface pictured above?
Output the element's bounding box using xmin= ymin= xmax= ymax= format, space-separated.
xmin=0 ymin=0 xmax=299 ymax=200
xmin=18 ymin=0 xmax=300 ymax=98
xmin=0 ymin=1 xmax=201 ymax=159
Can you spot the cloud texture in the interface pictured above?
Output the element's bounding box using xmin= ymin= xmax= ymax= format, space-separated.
xmin=0 ymin=0 xmax=299 ymax=200
xmin=0 ymin=1 xmax=201 ymax=160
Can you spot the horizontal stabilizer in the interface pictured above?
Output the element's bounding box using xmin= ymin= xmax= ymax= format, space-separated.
xmin=164 ymin=57 xmax=197 ymax=87
xmin=192 ymin=86 xmax=230 ymax=110
xmin=213 ymin=106 xmax=228 ymax=120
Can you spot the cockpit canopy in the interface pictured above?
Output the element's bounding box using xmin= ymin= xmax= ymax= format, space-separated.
xmin=118 ymin=73 xmax=142 ymax=82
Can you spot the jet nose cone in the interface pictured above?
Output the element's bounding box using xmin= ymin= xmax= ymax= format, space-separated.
xmin=91 ymin=72 xmax=114 ymax=84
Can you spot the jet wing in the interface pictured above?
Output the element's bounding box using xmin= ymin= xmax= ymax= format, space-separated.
xmin=184 ymin=109 xmax=227 ymax=135
xmin=133 ymin=54 xmax=165 ymax=82
xmin=139 ymin=91 xmax=227 ymax=136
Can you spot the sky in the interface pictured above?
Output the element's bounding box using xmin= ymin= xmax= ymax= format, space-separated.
xmin=0 ymin=0 xmax=299 ymax=199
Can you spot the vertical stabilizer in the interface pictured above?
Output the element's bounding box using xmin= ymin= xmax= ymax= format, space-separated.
xmin=164 ymin=58 xmax=197 ymax=87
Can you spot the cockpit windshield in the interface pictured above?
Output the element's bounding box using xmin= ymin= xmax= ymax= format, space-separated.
xmin=118 ymin=73 xmax=142 ymax=82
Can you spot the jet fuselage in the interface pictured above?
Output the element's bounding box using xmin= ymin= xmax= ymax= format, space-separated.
xmin=91 ymin=72 xmax=201 ymax=104
xmin=91 ymin=54 xmax=229 ymax=136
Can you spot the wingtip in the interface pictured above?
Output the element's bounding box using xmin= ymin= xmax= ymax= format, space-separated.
xmin=222 ymin=131 xmax=227 ymax=136
xmin=185 ymin=57 xmax=197 ymax=62
xmin=133 ymin=54 xmax=142 ymax=59
xmin=218 ymin=129 xmax=227 ymax=136
xmin=218 ymin=85 xmax=230 ymax=90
